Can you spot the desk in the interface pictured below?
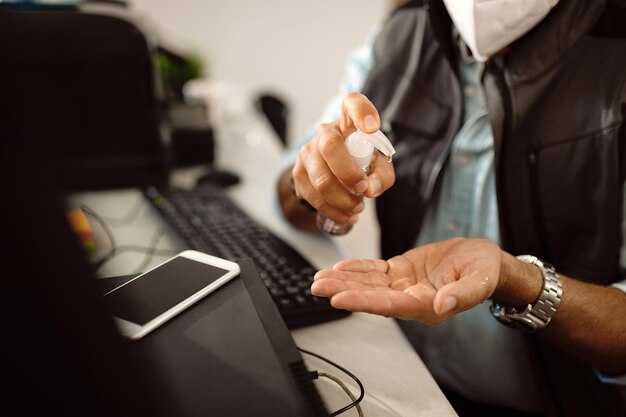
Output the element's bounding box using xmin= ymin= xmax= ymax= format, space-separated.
xmin=77 ymin=80 xmax=457 ymax=417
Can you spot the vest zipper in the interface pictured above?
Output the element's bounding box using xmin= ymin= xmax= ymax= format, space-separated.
xmin=527 ymin=146 xmax=552 ymax=258
xmin=487 ymin=59 xmax=515 ymax=251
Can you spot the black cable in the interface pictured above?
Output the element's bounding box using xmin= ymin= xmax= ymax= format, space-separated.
xmin=94 ymin=241 xmax=178 ymax=273
xmin=92 ymin=249 xmax=118 ymax=273
xmin=79 ymin=197 xmax=146 ymax=227
xmin=130 ymin=227 xmax=170 ymax=274
xmin=82 ymin=205 xmax=176 ymax=274
xmin=80 ymin=205 xmax=117 ymax=257
xmin=317 ymin=372 xmax=364 ymax=417
xmin=92 ymin=227 xmax=175 ymax=274
xmin=298 ymin=347 xmax=365 ymax=416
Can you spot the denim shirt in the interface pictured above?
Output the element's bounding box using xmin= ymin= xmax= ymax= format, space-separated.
xmin=416 ymin=60 xmax=499 ymax=246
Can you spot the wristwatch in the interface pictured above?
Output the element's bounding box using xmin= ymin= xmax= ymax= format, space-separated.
xmin=490 ymin=255 xmax=563 ymax=332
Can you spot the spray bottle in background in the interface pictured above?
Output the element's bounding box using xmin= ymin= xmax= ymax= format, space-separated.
xmin=316 ymin=129 xmax=396 ymax=235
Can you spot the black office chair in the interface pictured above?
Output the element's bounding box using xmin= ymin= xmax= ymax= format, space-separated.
xmin=255 ymin=92 xmax=290 ymax=148
xmin=0 ymin=3 xmax=169 ymax=191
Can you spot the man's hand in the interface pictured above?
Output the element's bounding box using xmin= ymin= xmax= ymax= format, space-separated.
xmin=312 ymin=238 xmax=502 ymax=324
xmin=290 ymin=93 xmax=395 ymax=227
xmin=313 ymin=237 xmax=626 ymax=374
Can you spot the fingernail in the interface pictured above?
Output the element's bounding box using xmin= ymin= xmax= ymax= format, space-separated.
xmin=440 ymin=296 xmax=457 ymax=314
xmin=364 ymin=115 xmax=378 ymax=132
xmin=369 ymin=177 xmax=381 ymax=196
xmin=353 ymin=202 xmax=365 ymax=214
xmin=348 ymin=214 xmax=359 ymax=225
xmin=310 ymin=281 xmax=323 ymax=296
xmin=355 ymin=180 xmax=368 ymax=193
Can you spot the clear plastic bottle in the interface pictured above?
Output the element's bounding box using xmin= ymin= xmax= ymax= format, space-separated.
xmin=316 ymin=129 xmax=395 ymax=235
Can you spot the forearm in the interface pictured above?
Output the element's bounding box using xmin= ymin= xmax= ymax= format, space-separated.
xmin=544 ymin=277 xmax=626 ymax=375
xmin=495 ymin=252 xmax=626 ymax=375
xmin=277 ymin=167 xmax=318 ymax=232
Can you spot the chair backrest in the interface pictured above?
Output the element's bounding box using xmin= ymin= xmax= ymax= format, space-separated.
xmin=256 ymin=93 xmax=290 ymax=147
xmin=0 ymin=5 xmax=170 ymax=191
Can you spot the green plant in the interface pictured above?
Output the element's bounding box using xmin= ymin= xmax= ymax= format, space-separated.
xmin=155 ymin=50 xmax=204 ymax=100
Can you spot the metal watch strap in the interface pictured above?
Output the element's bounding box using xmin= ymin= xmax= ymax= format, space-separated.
xmin=491 ymin=255 xmax=563 ymax=332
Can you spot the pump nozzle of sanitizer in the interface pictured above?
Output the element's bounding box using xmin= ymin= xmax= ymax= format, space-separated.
xmin=316 ymin=129 xmax=396 ymax=235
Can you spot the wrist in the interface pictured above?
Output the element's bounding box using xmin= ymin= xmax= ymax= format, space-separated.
xmin=491 ymin=254 xmax=563 ymax=332
xmin=492 ymin=251 xmax=544 ymax=307
xmin=277 ymin=168 xmax=318 ymax=232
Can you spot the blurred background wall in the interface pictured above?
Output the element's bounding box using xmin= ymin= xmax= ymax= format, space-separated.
xmin=129 ymin=0 xmax=398 ymax=144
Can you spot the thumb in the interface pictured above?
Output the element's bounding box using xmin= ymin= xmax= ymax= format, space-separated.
xmin=432 ymin=276 xmax=494 ymax=315
xmin=340 ymin=93 xmax=381 ymax=135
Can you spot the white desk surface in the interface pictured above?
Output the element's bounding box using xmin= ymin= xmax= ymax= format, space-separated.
xmin=77 ymin=80 xmax=457 ymax=417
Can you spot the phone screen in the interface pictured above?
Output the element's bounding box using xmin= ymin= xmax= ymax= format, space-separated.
xmin=104 ymin=256 xmax=229 ymax=326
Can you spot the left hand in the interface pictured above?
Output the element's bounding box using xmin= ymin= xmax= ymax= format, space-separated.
xmin=311 ymin=238 xmax=502 ymax=324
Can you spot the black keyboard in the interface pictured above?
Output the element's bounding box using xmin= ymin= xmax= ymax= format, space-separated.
xmin=144 ymin=185 xmax=350 ymax=328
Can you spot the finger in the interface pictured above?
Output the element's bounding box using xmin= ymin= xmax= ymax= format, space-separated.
xmin=429 ymin=263 xmax=459 ymax=291
xmin=311 ymin=275 xmax=393 ymax=298
xmin=386 ymin=255 xmax=428 ymax=288
xmin=330 ymin=289 xmax=432 ymax=320
xmin=314 ymin=268 xmax=391 ymax=287
xmin=363 ymin=151 xmax=396 ymax=198
xmin=339 ymin=92 xmax=381 ymax=136
xmin=293 ymin=145 xmax=360 ymax=224
xmin=389 ymin=276 xmax=416 ymax=292
xmin=403 ymin=281 xmax=438 ymax=306
xmin=315 ymin=123 xmax=369 ymax=194
xmin=433 ymin=271 xmax=497 ymax=315
xmin=382 ymin=255 xmax=420 ymax=292
xmin=328 ymin=255 xmax=410 ymax=296
xmin=293 ymin=160 xmax=355 ymax=224
xmin=332 ymin=258 xmax=389 ymax=273
xmin=400 ymin=240 xmax=467 ymax=293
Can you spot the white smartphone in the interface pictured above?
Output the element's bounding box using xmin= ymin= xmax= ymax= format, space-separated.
xmin=102 ymin=250 xmax=240 ymax=340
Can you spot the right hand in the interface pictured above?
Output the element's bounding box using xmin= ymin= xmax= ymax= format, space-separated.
xmin=292 ymin=93 xmax=396 ymax=226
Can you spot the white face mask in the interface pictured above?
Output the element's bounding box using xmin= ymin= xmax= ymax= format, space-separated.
xmin=442 ymin=0 xmax=559 ymax=62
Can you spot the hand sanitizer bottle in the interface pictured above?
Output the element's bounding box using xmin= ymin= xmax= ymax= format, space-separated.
xmin=316 ymin=129 xmax=396 ymax=235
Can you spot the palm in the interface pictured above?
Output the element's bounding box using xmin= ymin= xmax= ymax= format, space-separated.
xmin=311 ymin=238 xmax=501 ymax=323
